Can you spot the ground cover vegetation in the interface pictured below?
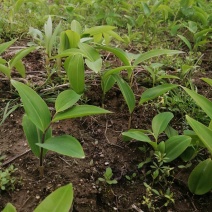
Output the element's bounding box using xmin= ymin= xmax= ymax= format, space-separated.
xmin=0 ymin=0 xmax=212 ymax=211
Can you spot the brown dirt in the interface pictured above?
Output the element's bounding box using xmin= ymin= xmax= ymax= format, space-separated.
xmin=0 ymin=46 xmax=212 ymax=211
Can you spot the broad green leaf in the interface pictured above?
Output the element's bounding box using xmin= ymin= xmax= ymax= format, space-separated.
xmin=78 ymin=43 xmax=100 ymax=61
xmin=2 ymin=203 xmax=17 ymax=212
xmin=55 ymin=90 xmax=81 ymax=113
xmin=142 ymin=2 xmax=151 ymax=16
xmin=101 ymin=75 xmax=116 ymax=94
xmin=186 ymin=116 xmax=212 ymax=154
xmin=0 ymin=58 xmax=7 ymax=64
xmin=71 ymin=20 xmax=82 ymax=35
xmin=22 ymin=115 xmax=51 ymax=157
xmin=85 ymin=58 xmax=102 ymax=73
xmin=180 ymin=146 xmax=196 ymax=162
xmin=133 ymin=49 xmax=183 ymax=66
xmin=0 ymin=39 xmax=16 ymax=55
xmin=177 ymin=34 xmax=192 ymax=51
xmin=65 ymin=30 xmax=80 ymax=48
xmin=34 ymin=183 xmax=74 ymax=212
xmin=183 ymin=87 xmax=212 ymax=119
xmin=9 ymin=47 xmax=35 ymax=68
xmin=52 ymin=105 xmax=111 ymax=122
xmin=37 ymin=135 xmax=85 ymax=158
xmin=11 ymin=80 xmax=51 ymax=132
xmin=139 ymin=84 xmax=177 ymax=105
xmin=84 ymin=25 xmax=116 ymax=35
xmin=164 ymin=135 xmax=191 ymax=162
xmin=152 ymin=112 xmax=174 ymax=140
xmin=64 ymin=54 xmax=85 ymax=94
xmin=114 ymin=75 xmax=135 ymax=114
xmin=201 ymin=78 xmax=212 ymax=86
xmin=0 ymin=64 xmax=11 ymax=78
xmin=188 ymin=159 xmax=212 ymax=195
xmin=165 ymin=126 xmax=178 ymax=138
xmin=14 ymin=60 xmax=25 ymax=78
xmin=122 ymin=130 xmax=157 ymax=150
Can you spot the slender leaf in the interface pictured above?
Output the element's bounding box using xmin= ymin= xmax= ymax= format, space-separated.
xmin=164 ymin=135 xmax=191 ymax=162
xmin=188 ymin=159 xmax=212 ymax=195
xmin=71 ymin=20 xmax=82 ymax=34
xmin=152 ymin=112 xmax=174 ymax=140
xmin=0 ymin=64 xmax=11 ymax=78
xmin=133 ymin=49 xmax=183 ymax=66
xmin=183 ymin=87 xmax=212 ymax=119
xmin=139 ymin=84 xmax=177 ymax=105
xmin=201 ymin=78 xmax=212 ymax=86
xmin=9 ymin=47 xmax=35 ymax=68
xmin=0 ymin=39 xmax=16 ymax=55
xmin=102 ymin=75 xmax=116 ymax=94
xmin=37 ymin=135 xmax=85 ymax=158
xmin=177 ymin=34 xmax=192 ymax=51
xmin=53 ymin=105 xmax=111 ymax=122
xmin=14 ymin=60 xmax=25 ymax=77
xmin=11 ymin=80 xmax=51 ymax=132
xmin=55 ymin=90 xmax=81 ymax=113
xmin=34 ymin=183 xmax=74 ymax=212
xmin=114 ymin=75 xmax=135 ymax=114
xmin=186 ymin=116 xmax=212 ymax=154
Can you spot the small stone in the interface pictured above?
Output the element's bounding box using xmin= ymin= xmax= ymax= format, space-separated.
xmin=105 ymin=162 xmax=109 ymax=165
xmin=36 ymin=195 xmax=40 ymax=199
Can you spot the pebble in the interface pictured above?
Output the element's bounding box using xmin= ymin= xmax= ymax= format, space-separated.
xmin=104 ymin=162 xmax=109 ymax=165
xmin=35 ymin=195 xmax=40 ymax=199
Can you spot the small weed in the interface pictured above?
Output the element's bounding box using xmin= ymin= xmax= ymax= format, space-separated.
xmin=98 ymin=167 xmax=118 ymax=185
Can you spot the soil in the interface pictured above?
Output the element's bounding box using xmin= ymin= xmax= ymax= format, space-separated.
xmin=0 ymin=44 xmax=212 ymax=212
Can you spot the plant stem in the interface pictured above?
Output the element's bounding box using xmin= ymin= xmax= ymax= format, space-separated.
xmin=128 ymin=112 xmax=133 ymax=129
xmin=39 ymin=124 xmax=51 ymax=177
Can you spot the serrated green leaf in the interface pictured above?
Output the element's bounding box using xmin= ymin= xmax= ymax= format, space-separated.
xmin=34 ymin=183 xmax=73 ymax=212
xmin=53 ymin=105 xmax=111 ymax=122
xmin=11 ymin=80 xmax=51 ymax=132
xmin=55 ymin=90 xmax=81 ymax=113
xmin=37 ymin=135 xmax=85 ymax=158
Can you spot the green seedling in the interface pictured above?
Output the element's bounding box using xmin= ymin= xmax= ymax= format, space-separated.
xmin=0 ymin=39 xmax=35 ymax=79
xmin=98 ymin=167 xmax=117 ymax=185
xmin=123 ymin=112 xmax=191 ymax=163
xmin=3 ymin=183 xmax=73 ymax=212
xmin=11 ymin=80 xmax=111 ymax=177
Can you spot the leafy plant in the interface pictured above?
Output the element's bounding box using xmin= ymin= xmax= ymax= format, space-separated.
xmin=123 ymin=112 xmax=191 ymax=163
xmin=182 ymin=84 xmax=212 ymax=195
xmin=3 ymin=183 xmax=73 ymax=212
xmin=11 ymin=80 xmax=111 ymax=176
xmin=0 ymin=164 xmax=18 ymax=192
xmin=0 ymin=39 xmax=35 ymax=79
xmin=98 ymin=167 xmax=117 ymax=185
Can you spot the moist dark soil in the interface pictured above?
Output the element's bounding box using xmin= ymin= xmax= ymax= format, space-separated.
xmin=0 ymin=44 xmax=212 ymax=211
